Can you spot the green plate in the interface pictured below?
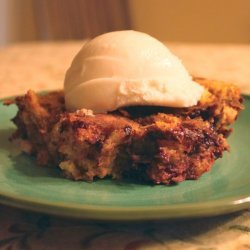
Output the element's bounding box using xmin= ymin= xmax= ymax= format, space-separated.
xmin=0 ymin=97 xmax=249 ymax=221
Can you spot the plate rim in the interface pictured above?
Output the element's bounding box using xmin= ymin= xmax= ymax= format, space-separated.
xmin=0 ymin=190 xmax=249 ymax=221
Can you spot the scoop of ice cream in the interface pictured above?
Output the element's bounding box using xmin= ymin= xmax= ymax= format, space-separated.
xmin=64 ymin=30 xmax=204 ymax=113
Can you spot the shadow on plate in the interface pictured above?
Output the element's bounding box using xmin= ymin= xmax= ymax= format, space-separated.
xmin=0 ymin=128 xmax=61 ymax=179
xmin=0 ymin=128 xmax=16 ymax=152
xmin=10 ymin=153 xmax=61 ymax=179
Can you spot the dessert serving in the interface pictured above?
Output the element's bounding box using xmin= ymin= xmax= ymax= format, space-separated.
xmin=6 ymin=31 xmax=243 ymax=184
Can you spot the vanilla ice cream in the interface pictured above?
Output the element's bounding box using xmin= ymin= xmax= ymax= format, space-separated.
xmin=64 ymin=30 xmax=204 ymax=113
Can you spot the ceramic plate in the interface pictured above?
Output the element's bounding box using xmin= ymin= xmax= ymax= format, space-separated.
xmin=0 ymin=97 xmax=249 ymax=221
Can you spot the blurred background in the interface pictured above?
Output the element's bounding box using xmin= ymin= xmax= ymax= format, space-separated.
xmin=0 ymin=0 xmax=249 ymax=45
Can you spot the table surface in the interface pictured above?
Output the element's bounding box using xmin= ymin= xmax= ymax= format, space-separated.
xmin=0 ymin=41 xmax=249 ymax=249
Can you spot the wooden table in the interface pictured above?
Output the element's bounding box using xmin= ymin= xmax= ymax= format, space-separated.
xmin=0 ymin=42 xmax=249 ymax=249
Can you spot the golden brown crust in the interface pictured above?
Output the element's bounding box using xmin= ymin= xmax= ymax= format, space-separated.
xmin=8 ymin=79 xmax=243 ymax=184
xmin=116 ymin=77 xmax=243 ymax=137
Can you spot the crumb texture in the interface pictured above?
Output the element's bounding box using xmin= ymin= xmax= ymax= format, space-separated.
xmin=9 ymin=78 xmax=243 ymax=184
